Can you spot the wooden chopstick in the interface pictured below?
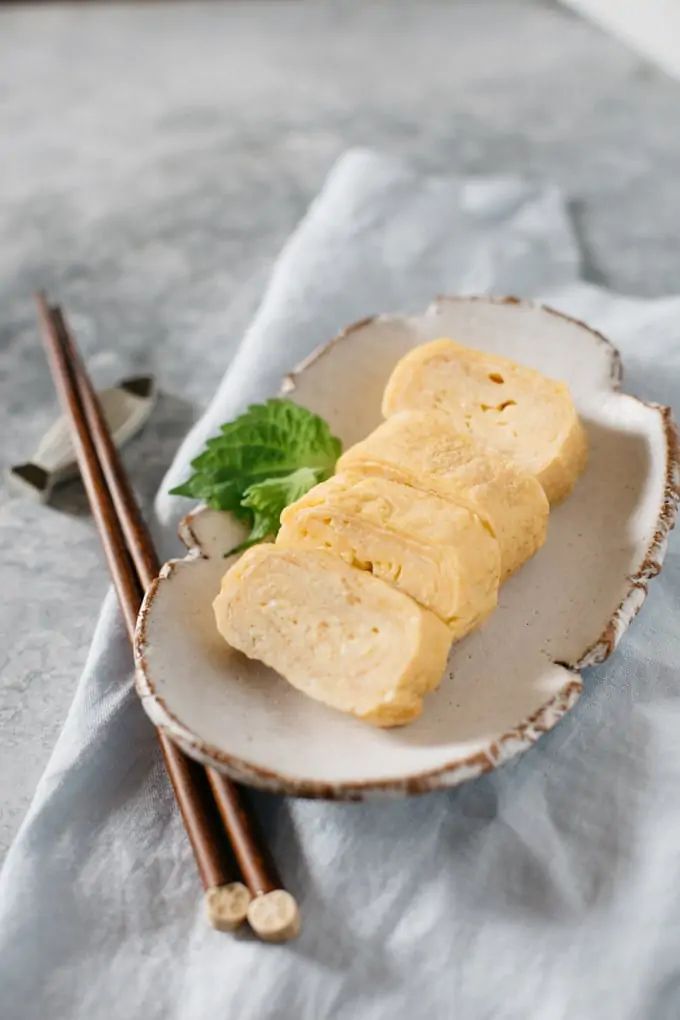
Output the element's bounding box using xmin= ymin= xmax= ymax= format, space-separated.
xmin=35 ymin=296 xmax=250 ymax=933
xmin=35 ymin=295 xmax=300 ymax=942
xmin=52 ymin=303 xmax=299 ymax=940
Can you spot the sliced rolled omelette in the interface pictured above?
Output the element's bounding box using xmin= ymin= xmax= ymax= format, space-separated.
xmin=382 ymin=338 xmax=587 ymax=504
xmin=277 ymin=472 xmax=500 ymax=638
xmin=214 ymin=545 xmax=452 ymax=727
xmin=337 ymin=410 xmax=549 ymax=581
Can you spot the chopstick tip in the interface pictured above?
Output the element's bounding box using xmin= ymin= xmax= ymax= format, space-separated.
xmin=34 ymin=289 xmax=50 ymax=312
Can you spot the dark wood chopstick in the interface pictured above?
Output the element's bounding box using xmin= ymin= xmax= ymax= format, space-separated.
xmin=35 ymin=294 xmax=299 ymax=941
xmin=51 ymin=303 xmax=294 ymax=923
xmin=205 ymin=771 xmax=280 ymax=897
xmin=35 ymin=296 xmax=249 ymax=933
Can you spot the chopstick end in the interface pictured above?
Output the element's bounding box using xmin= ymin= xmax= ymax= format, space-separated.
xmin=204 ymin=882 xmax=252 ymax=933
xmin=247 ymin=890 xmax=301 ymax=943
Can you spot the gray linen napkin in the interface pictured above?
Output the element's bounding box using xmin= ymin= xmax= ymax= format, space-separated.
xmin=1 ymin=150 xmax=679 ymax=1020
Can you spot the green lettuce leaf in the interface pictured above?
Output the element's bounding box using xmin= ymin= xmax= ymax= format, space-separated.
xmin=170 ymin=399 xmax=342 ymax=551
xmin=227 ymin=466 xmax=326 ymax=555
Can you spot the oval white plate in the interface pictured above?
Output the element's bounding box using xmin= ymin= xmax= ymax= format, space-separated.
xmin=135 ymin=297 xmax=679 ymax=799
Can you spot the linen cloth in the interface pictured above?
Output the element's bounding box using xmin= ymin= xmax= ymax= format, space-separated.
xmin=1 ymin=150 xmax=679 ymax=1020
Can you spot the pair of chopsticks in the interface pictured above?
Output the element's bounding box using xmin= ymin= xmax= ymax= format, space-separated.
xmin=35 ymin=294 xmax=300 ymax=943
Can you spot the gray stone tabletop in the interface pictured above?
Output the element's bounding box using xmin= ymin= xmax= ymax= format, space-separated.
xmin=1 ymin=0 xmax=679 ymax=861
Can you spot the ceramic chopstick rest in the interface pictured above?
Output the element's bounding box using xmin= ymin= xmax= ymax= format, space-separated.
xmin=9 ymin=376 xmax=156 ymax=503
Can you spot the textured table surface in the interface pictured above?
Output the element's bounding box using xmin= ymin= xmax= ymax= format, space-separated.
xmin=1 ymin=0 xmax=679 ymax=861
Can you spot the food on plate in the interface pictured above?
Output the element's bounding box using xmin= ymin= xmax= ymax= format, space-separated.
xmin=170 ymin=399 xmax=342 ymax=550
xmin=338 ymin=410 xmax=549 ymax=580
xmin=382 ymin=338 xmax=587 ymax=503
xmin=277 ymin=471 xmax=500 ymax=637
xmin=173 ymin=332 xmax=588 ymax=729
xmin=214 ymin=545 xmax=452 ymax=726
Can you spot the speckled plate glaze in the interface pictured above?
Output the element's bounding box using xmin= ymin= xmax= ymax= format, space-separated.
xmin=135 ymin=297 xmax=679 ymax=799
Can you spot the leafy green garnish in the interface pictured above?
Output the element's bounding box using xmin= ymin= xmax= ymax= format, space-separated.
xmin=170 ymin=399 xmax=342 ymax=553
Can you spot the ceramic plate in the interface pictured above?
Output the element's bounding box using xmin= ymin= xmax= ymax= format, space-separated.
xmin=134 ymin=297 xmax=679 ymax=799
